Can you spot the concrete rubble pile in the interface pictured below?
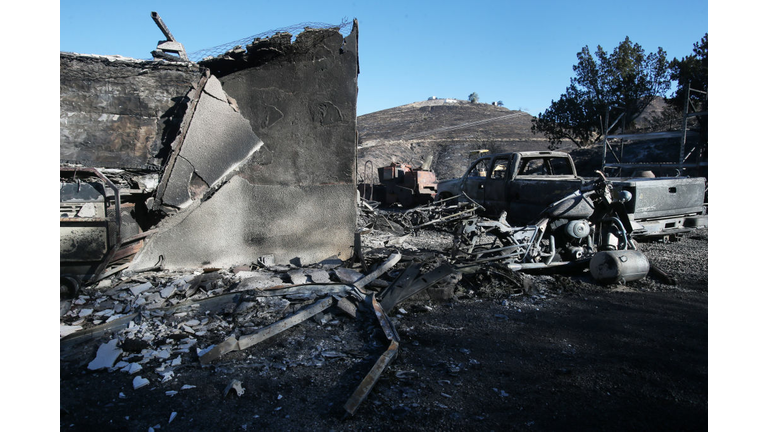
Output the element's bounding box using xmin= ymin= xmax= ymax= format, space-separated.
xmin=60 ymin=238 xmax=472 ymax=416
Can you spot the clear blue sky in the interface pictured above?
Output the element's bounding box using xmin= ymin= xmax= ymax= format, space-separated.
xmin=59 ymin=0 xmax=708 ymax=116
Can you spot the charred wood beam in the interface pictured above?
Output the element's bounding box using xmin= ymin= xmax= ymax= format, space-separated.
xmin=199 ymin=297 xmax=334 ymax=365
xmin=343 ymin=295 xmax=400 ymax=417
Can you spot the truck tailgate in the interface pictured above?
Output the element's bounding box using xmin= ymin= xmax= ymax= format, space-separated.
xmin=612 ymin=177 xmax=707 ymax=220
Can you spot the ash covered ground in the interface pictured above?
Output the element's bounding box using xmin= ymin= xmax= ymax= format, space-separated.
xmin=59 ymin=220 xmax=707 ymax=431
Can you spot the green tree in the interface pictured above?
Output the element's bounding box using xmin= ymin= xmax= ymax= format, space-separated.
xmin=669 ymin=33 xmax=707 ymax=112
xmin=532 ymin=37 xmax=671 ymax=148
xmin=468 ymin=92 xmax=479 ymax=103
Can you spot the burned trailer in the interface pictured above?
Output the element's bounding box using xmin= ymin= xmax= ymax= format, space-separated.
xmin=360 ymin=158 xmax=438 ymax=207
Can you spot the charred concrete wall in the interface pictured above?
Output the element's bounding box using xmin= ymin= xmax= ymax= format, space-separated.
xmin=60 ymin=53 xmax=202 ymax=168
xmin=201 ymin=25 xmax=359 ymax=187
xmin=126 ymin=22 xmax=359 ymax=270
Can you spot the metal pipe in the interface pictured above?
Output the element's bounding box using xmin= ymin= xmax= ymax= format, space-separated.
xmin=506 ymin=261 xmax=570 ymax=271
xmin=543 ymin=235 xmax=556 ymax=265
xmin=679 ymin=82 xmax=690 ymax=165
xmin=151 ymin=11 xmax=176 ymax=41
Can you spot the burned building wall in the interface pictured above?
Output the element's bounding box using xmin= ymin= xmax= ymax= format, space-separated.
xmin=201 ymin=26 xmax=359 ymax=187
xmin=126 ymin=22 xmax=359 ymax=269
xmin=60 ymin=53 xmax=202 ymax=168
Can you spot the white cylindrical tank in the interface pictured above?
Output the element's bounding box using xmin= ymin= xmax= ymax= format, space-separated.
xmin=589 ymin=250 xmax=649 ymax=284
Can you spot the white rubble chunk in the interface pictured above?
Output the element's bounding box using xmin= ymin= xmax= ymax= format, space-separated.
xmin=233 ymin=271 xmax=264 ymax=280
xmin=288 ymin=269 xmax=309 ymax=285
xmin=129 ymin=282 xmax=153 ymax=296
xmin=60 ymin=325 xmax=82 ymax=338
xmin=79 ymin=308 xmax=94 ymax=317
xmin=160 ymin=285 xmax=176 ymax=298
xmin=237 ymin=272 xmax=285 ymax=289
xmin=165 ymin=391 xmax=178 ymax=397
xmin=197 ymin=345 xmax=215 ymax=357
xmin=160 ymin=371 xmax=174 ymax=383
xmin=137 ymin=174 xmax=159 ymax=192
xmin=334 ymin=268 xmax=365 ymax=284
xmin=123 ymin=363 xmax=142 ymax=375
xmin=175 ymin=340 xmax=196 ymax=353
xmin=307 ymin=269 xmax=331 ymax=283
xmin=113 ymin=361 xmax=129 ymax=370
xmin=88 ymin=339 xmax=123 ymax=370
xmin=181 ymin=385 xmax=196 ymax=390
xmin=169 ymin=412 xmax=177 ymax=424
xmin=155 ymin=349 xmax=171 ymax=359
xmin=77 ymin=202 xmax=97 ymax=217
xmin=132 ymin=376 xmax=150 ymax=389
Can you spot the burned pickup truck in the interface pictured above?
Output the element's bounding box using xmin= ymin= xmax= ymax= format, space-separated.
xmin=436 ymin=151 xmax=707 ymax=239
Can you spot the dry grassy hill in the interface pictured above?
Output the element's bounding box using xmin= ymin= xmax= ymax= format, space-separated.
xmin=356 ymin=99 xmax=571 ymax=183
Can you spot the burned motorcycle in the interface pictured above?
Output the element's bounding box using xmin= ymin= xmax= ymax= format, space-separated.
xmin=451 ymin=172 xmax=650 ymax=284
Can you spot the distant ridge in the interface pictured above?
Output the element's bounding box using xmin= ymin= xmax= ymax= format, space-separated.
xmin=357 ymin=100 xmax=565 ymax=183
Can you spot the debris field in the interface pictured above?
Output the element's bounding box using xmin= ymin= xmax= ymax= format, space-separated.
xmin=60 ymin=207 xmax=707 ymax=431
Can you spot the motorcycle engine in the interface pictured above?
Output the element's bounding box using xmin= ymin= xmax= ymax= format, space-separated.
xmin=565 ymin=219 xmax=591 ymax=239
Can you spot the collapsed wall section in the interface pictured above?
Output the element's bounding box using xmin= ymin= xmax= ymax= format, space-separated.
xmin=127 ymin=21 xmax=359 ymax=269
xmin=154 ymin=72 xmax=267 ymax=210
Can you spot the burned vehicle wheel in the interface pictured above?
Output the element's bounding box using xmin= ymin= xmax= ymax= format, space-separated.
xmin=60 ymin=276 xmax=80 ymax=299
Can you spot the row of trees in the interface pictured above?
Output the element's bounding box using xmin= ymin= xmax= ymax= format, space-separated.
xmin=531 ymin=34 xmax=707 ymax=148
xmin=468 ymin=92 xmax=504 ymax=106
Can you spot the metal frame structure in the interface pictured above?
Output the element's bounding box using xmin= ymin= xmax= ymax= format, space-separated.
xmin=601 ymin=84 xmax=708 ymax=177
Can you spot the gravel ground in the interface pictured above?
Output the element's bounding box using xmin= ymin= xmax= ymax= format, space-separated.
xmin=59 ymin=226 xmax=708 ymax=431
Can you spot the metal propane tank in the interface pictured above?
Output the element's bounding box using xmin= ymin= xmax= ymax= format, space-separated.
xmin=589 ymin=250 xmax=650 ymax=284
